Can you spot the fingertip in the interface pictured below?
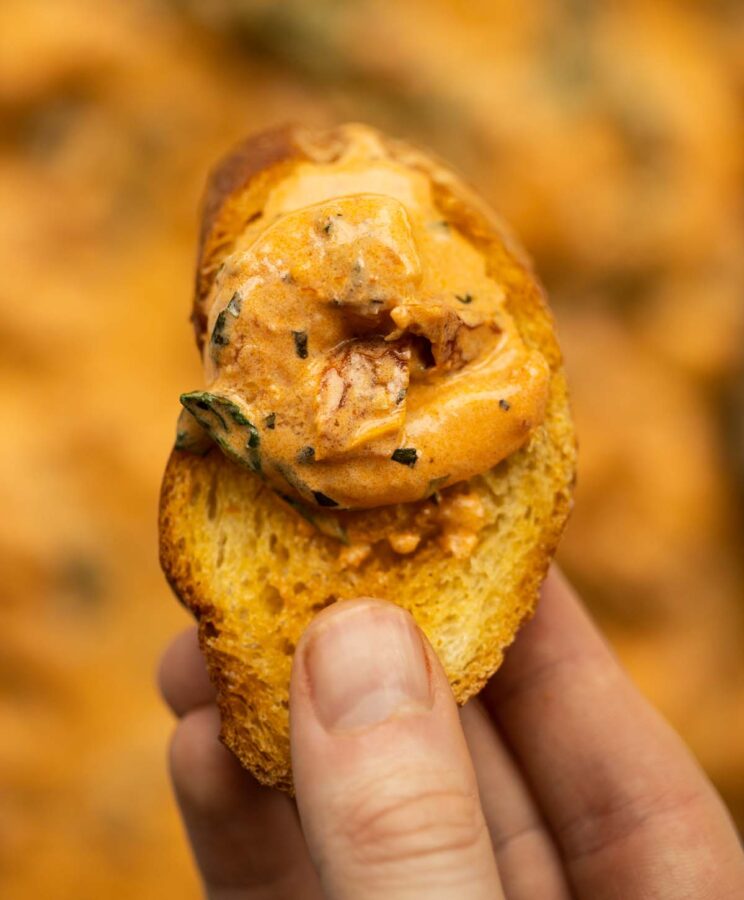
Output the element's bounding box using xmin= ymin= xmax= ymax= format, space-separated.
xmin=291 ymin=598 xmax=435 ymax=735
xmin=289 ymin=598 xmax=501 ymax=898
xmin=168 ymin=707 xmax=324 ymax=898
xmin=158 ymin=626 xmax=216 ymax=717
xmin=169 ymin=704 xmax=250 ymax=815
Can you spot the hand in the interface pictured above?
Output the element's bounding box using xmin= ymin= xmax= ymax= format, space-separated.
xmin=159 ymin=569 xmax=744 ymax=899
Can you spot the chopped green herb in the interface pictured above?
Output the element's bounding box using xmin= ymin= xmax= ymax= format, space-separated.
xmin=275 ymin=462 xmax=310 ymax=496
xmin=395 ymin=387 xmax=407 ymax=405
xmin=456 ymin=293 xmax=474 ymax=304
xmin=313 ymin=491 xmax=339 ymax=507
xmin=391 ymin=447 xmax=418 ymax=467
xmin=226 ymin=292 xmax=242 ymax=317
xmin=278 ymin=493 xmax=349 ymax=544
xmin=180 ymin=391 xmax=262 ymax=474
xmin=499 ymin=398 xmax=511 ymax=411
xmin=229 ymin=406 xmax=251 ymax=427
xmin=246 ymin=423 xmax=260 ymax=449
xmin=210 ymin=309 xmax=230 ymax=352
xmin=184 ymin=392 xmax=228 ymax=429
xmin=180 ymin=391 xmax=221 ymax=423
xmin=292 ymin=330 xmax=308 ymax=359
xmin=297 ymin=445 xmax=315 ymax=463
xmin=264 ymin=412 xmax=276 ymax=430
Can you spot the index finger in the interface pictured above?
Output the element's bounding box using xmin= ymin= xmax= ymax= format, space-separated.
xmin=482 ymin=568 xmax=744 ymax=900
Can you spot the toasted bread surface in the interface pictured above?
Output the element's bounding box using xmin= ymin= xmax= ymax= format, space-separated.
xmin=160 ymin=123 xmax=576 ymax=792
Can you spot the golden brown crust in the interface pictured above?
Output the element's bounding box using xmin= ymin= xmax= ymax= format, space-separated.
xmin=160 ymin=123 xmax=577 ymax=792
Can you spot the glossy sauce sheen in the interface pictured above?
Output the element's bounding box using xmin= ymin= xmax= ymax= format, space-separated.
xmin=198 ymin=135 xmax=549 ymax=509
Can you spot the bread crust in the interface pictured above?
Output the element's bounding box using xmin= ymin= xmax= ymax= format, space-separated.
xmin=160 ymin=123 xmax=577 ymax=792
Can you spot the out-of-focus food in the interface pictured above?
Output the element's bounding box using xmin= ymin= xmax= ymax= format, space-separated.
xmin=1 ymin=0 xmax=742 ymax=896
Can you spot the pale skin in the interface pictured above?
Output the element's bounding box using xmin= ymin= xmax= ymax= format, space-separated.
xmin=159 ymin=569 xmax=744 ymax=899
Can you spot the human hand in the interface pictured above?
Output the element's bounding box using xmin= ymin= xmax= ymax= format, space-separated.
xmin=159 ymin=568 xmax=744 ymax=899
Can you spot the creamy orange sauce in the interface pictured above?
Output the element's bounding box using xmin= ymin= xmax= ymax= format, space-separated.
xmin=190 ymin=132 xmax=549 ymax=509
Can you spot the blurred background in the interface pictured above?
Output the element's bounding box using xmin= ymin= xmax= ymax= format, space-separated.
xmin=1 ymin=0 xmax=742 ymax=896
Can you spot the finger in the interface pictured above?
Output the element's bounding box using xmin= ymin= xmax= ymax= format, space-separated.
xmin=159 ymin=627 xmax=215 ymax=717
xmin=169 ymin=704 xmax=323 ymax=900
xmin=483 ymin=568 xmax=744 ymax=900
xmin=290 ymin=598 xmax=504 ymax=900
xmin=461 ymin=701 xmax=572 ymax=900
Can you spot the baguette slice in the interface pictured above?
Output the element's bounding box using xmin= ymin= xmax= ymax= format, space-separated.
xmin=159 ymin=123 xmax=576 ymax=792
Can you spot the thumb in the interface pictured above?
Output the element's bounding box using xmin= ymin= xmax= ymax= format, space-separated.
xmin=290 ymin=598 xmax=504 ymax=900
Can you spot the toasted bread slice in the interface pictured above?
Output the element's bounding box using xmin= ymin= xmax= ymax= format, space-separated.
xmin=159 ymin=124 xmax=576 ymax=792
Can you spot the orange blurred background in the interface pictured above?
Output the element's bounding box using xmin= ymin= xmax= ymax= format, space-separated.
xmin=1 ymin=1 xmax=742 ymax=896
